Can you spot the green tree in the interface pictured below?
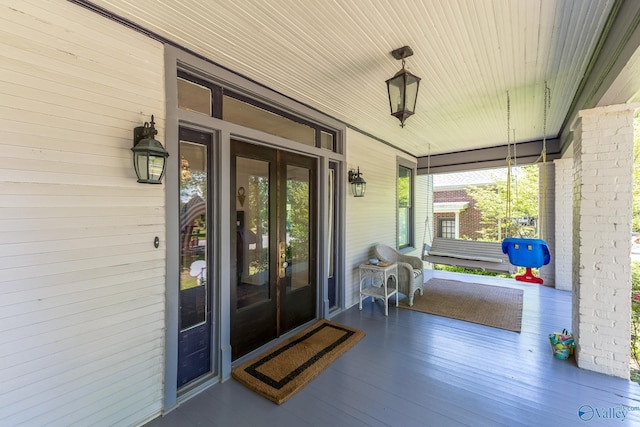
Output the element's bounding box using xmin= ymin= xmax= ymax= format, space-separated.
xmin=180 ymin=170 xmax=207 ymax=202
xmin=287 ymin=177 xmax=310 ymax=262
xmin=465 ymin=165 xmax=539 ymax=241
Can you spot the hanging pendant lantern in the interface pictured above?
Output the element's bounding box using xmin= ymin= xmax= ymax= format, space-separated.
xmin=386 ymin=46 xmax=421 ymax=127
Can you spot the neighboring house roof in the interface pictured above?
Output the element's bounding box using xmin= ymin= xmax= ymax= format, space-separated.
xmin=433 ymin=168 xmax=508 ymax=191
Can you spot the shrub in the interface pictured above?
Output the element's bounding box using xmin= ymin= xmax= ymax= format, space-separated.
xmin=631 ymin=262 xmax=640 ymax=376
xmin=432 ymin=264 xmax=512 ymax=278
xmin=633 ymin=262 xmax=640 ymax=291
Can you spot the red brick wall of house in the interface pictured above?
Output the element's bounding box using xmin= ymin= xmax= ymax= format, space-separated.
xmin=433 ymin=189 xmax=484 ymax=240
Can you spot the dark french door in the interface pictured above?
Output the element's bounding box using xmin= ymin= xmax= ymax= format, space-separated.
xmin=230 ymin=140 xmax=317 ymax=360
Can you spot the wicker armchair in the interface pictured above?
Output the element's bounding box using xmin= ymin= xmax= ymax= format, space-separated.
xmin=374 ymin=244 xmax=424 ymax=306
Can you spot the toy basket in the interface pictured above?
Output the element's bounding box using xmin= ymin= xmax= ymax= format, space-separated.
xmin=549 ymin=329 xmax=575 ymax=360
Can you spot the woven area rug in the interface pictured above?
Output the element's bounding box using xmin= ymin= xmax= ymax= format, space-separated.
xmin=232 ymin=320 xmax=365 ymax=404
xmin=401 ymin=278 xmax=524 ymax=332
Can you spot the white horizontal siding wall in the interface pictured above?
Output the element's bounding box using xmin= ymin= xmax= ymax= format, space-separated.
xmin=345 ymin=129 xmax=427 ymax=307
xmin=0 ymin=1 xmax=166 ymax=426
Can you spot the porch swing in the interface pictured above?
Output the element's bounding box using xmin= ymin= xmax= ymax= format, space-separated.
xmin=501 ymin=86 xmax=551 ymax=284
xmin=422 ymin=145 xmax=516 ymax=274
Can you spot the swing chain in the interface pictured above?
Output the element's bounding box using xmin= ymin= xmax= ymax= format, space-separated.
xmin=421 ymin=144 xmax=433 ymax=254
xmin=542 ymin=82 xmax=551 ymax=154
xmin=539 ymin=82 xmax=551 ymax=239
xmin=505 ymin=91 xmax=513 ymax=237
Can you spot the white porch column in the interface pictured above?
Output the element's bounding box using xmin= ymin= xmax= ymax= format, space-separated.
xmin=554 ymin=158 xmax=573 ymax=291
xmin=572 ymin=103 xmax=638 ymax=379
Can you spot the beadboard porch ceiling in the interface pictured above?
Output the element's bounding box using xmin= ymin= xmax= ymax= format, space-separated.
xmin=83 ymin=0 xmax=632 ymax=157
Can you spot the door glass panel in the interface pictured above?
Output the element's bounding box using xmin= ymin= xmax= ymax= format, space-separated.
xmin=223 ymin=95 xmax=315 ymax=146
xmin=328 ymin=168 xmax=334 ymax=279
xmin=286 ymin=164 xmax=311 ymax=292
xmin=327 ymin=165 xmax=337 ymax=309
xmin=236 ymin=157 xmax=270 ymax=309
xmin=179 ymin=142 xmax=208 ymax=330
xmin=320 ymin=131 xmax=335 ymax=151
xmin=178 ymin=78 xmax=212 ymax=116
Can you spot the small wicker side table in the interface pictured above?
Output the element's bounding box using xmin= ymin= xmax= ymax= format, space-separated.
xmin=358 ymin=262 xmax=398 ymax=316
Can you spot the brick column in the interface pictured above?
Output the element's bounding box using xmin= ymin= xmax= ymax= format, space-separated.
xmin=554 ymin=158 xmax=573 ymax=291
xmin=572 ymin=103 xmax=638 ymax=379
xmin=539 ymin=162 xmax=555 ymax=286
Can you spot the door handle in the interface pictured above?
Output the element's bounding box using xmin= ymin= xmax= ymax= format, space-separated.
xmin=279 ymin=241 xmax=287 ymax=278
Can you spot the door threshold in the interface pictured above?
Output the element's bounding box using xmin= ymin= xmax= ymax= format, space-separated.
xmin=231 ymin=318 xmax=318 ymax=368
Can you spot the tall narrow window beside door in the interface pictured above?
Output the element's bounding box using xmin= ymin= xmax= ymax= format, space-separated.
xmin=177 ymin=132 xmax=213 ymax=389
xmin=398 ymin=163 xmax=414 ymax=249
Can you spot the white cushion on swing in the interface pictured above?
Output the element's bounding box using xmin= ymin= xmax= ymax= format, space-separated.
xmin=425 ymin=238 xmax=508 ymax=264
xmin=426 ymin=250 xmax=504 ymax=264
xmin=424 ymin=238 xmax=516 ymax=274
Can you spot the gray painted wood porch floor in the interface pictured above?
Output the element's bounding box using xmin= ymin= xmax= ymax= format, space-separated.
xmin=146 ymin=272 xmax=640 ymax=426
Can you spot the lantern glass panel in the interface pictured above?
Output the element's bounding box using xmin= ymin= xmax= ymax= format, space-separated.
xmin=405 ymin=75 xmax=420 ymax=113
xmin=134 ymin=152 xmax=148 ymax=181
xmin=351 ymin=180 xmax=366 ymax=197
xmin=387 ymin=75 xmax=405 ymax=114
xmin=148 ymin=155 xmax=166 ymax=181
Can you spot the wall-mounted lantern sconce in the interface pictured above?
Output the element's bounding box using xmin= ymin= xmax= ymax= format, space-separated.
xmin=348 ymin=167 xmax=366 ymax=197
xmin=131 ymin=115 xmax=170 ymax=184
xmin=386 ymin=45 xmax=421 ymax=128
